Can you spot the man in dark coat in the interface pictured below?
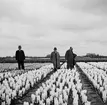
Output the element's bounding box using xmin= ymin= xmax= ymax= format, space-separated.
xmin=15 ymin=45 xmax=25 ymax=70
xmin=51 ymin=47 xmax=60 ymax=71
xmin=65 ymin=47 xmax=77 ymax=70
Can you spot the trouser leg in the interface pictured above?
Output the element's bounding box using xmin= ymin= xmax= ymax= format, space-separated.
xmin=18 ymin=62 xmax=21 ymax=70
xmin=57 ymin=66 xmax=60 ymax=69
xmin=67 ymin=62 xmax=70 ymax=69
xmin=70 ymin=64 xmax=73 ymax=70
xmin=53 ymin=63 xmax=57 ymax=71
xmin=21 ymin=61 xmax=25 ymax=70
xmin=67 ymin=62 xmax=73 ymax=70
xmin=72 ymin=64 xmax=74 ymax=68
xmin=73 ymin=60 xmax=76 ymax=68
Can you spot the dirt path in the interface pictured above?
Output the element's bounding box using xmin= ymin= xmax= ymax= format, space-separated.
xmin=76 ymin=65 xmax=105 ymax=105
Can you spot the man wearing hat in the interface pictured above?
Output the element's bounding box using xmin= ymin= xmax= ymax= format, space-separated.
xmin=65 ymin=47 xmax=77 ymax=70
xmin=51 ymin=47 xmax=60 ymax=71
xmin=15 ymin=45 xmax=25 ymax=70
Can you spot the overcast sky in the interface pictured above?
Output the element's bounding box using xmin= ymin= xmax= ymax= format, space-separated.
xmin=0 ymin=0 xmax=107 ymax=57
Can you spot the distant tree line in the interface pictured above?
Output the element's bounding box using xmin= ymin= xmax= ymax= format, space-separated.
xmin=0 ymin=53 xmax=107 ymax=59
xmin=0 ymin=53 xmax=107 ymax=63
xmin=85 ymin=53 xmax=107 ymax=58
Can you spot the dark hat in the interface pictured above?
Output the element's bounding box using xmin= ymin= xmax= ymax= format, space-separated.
xmin=18 ymin=45 xmax=21 ymax=49
xmin=54 ymin=47 xmax=57 ymax=50
xmin=70 ymin=47 xmax=73 ymax=50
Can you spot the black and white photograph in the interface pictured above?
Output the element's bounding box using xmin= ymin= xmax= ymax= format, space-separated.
xmin=0 ymin=0 xmax=107 ymax=105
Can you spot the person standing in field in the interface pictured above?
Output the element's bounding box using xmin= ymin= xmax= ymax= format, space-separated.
xmin=65 ymin=47 xmax=77 ymax=70
xmin=15 ymin=45 xmax=25 ymax=70
xmin=51 ymin=47 xmax=60 ymax=71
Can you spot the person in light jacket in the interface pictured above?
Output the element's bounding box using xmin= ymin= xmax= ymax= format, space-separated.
xmin=15 ymin=45 xmax=25 ymax=70
xmin=51 ymin=47 xmax=60 ymax=71
xmin=65 ymin=47 xmax=77 ymax=70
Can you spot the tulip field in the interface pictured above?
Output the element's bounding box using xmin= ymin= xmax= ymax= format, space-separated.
xmin=0 ymin=62 xmax=107 ymax=105
xmin=0 ymin=63 xmax=49 ymax=72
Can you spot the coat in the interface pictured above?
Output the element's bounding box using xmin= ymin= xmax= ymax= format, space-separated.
xmin=65 ymin=49 xmax=77 ymax=65
xmin=15 ymin=50 xmax=25 ymax=61
xmin=51 ymin=51 xmax=60 ymax=69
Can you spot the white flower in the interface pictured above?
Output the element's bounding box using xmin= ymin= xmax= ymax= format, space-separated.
xmin=5 ymin=95 xmax=11 ymax=105
xmin=1 ymin=101 xmax=5 ymax=105
xmin=85 ymin=101 xmax=91 ymax=105
xmin=1 ymin=93 xmax=5 ymax=100
xmin=46 ymin=98 xmax=50 ymax=105
xmin=54 ymin=97 xmax=59 ymax=105
xmin=82 ymin=95 xmax=88 ymax=103
xmin=31 ymin=94 xmax=36 ymax=104
xmin=23 ymin=102 xmax=29 ymax=105
xmin=102 ymin=90 xmax=107 ymax=103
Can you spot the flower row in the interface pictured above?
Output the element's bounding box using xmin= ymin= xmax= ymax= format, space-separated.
xmin=24 ymin=64 xmax=91 ymax=105
xmin=0 ymin=64 xmax=53 ymax=105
